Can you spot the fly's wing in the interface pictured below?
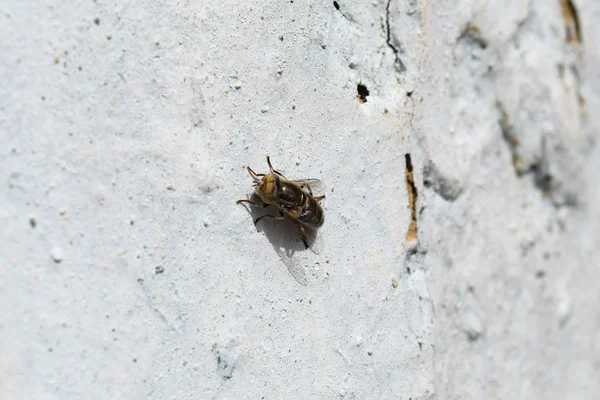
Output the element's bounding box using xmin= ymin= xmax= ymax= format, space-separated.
xmin=305 ymin=223 xmax=324 ymax=255
xmin=290 ymin=178 xmax=326 ymax=196
xmin=268 ymin=218 xmax=327 ymax=286
xmin=276 ymin=230 xmax=327 ymax=286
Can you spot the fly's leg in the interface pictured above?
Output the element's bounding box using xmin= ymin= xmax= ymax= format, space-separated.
xmin=283 ymin=207 xmax=309 ymax=249
xmin=236 ymin=199 xmax=270 ymax=208
xmin=286 ymin=213 xmax=309 ymax=249
xmin=247 ymin=166 xmax=265 ymax=177
xmin=266 ymin=156 xmax=289 ymax=180
xmin=313 ymin=195 xmax=325 ymax=201
xmin=296 ymin=223 xmax=309 ymax=249
xmin=254 ymin=210 xmax=285 ymax=225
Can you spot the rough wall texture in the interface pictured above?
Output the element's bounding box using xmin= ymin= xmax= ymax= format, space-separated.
xmin=2 ymin=0 xmax=599 ymax=399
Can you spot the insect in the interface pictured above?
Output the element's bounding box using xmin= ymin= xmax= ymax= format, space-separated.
xmin=236 ymin=156 xmax=325 ymax=248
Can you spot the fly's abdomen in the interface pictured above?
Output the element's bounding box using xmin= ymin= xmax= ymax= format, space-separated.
xmin=299 ymin=196 xmax=324 ymax=228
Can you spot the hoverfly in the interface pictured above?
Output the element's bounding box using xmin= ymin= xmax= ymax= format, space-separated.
xmin=236 ymin=156 xmax=325 ymax=249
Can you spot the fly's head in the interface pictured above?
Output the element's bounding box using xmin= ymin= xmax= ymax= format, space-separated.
xmin=248 ymin=166 xmax=278 ymax=204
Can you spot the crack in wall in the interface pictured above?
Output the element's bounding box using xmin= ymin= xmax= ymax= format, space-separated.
xmin=423 ymin=161 xmax=463 ymax=202
xmin=386 ymin=0 xmax=407 ymax=75
xmin=405 ymin=153 xmax=418 ymax=243
xmin=558 ymin=1 xmax=585 ymax=114
xmin=560 ymin=0 xmax=582 ymax=43
xmin=491 ymin=2 xmax=585 ymax=209
xmin=458 ymin=24 xmax=488 ymax=49
xmin=496 ymin=101 xmax=525 ymax=176
xmin=530 ymin=136 xmax=553 ymax=195
xmin=496 ymin=101 xmax=576 ymax=206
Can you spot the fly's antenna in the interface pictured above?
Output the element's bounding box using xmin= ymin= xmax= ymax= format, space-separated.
xmin=266 ymin=156 xmax=288 ymax=179
xmin=266 ymin=156 xmax=275 ymax=173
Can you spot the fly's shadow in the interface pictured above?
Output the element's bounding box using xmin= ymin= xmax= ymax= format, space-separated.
xmin=238 ymin=193 xmax=326 ymax=286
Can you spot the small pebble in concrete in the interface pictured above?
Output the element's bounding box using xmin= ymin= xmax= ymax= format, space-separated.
xmin=50 ymin=246 xmax=63 ymax=263
xmin=462 ymin=311 xmax=484 ymax=341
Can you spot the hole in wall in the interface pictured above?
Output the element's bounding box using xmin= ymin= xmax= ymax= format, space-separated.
xmin=357 ymin=83 xmax=369 ymax=103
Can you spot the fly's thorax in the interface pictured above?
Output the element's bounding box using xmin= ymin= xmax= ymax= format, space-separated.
xmin=256 ymin=174 xmax=279 ymax=204
xmin=277 ymin=180 xmax=305 ymax=207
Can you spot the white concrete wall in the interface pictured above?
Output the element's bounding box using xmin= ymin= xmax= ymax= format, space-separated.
xmin=2 ymin=0 xmax=599 ymax=398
